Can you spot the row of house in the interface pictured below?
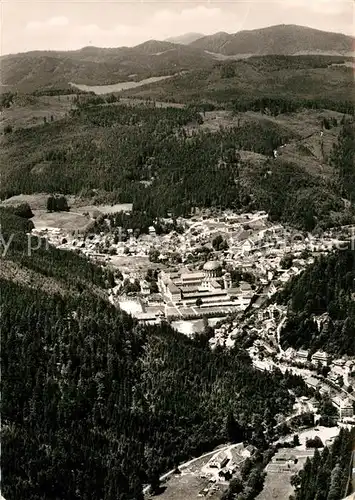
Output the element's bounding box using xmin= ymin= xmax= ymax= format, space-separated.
xmin=289 ymin=349 xmax=331 ymax=366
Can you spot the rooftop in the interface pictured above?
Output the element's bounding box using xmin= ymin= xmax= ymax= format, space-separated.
xmin=203 ymin=260 xmax=222 ymax=271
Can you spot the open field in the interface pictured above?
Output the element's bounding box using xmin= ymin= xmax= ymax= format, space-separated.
xmin=1 ymin=94 xmax=76 ymax=130
xmin=75 ymin=203 xmax=133 ymax=215
xmin=31 ymin=210 xmax=92 ymax=232
xmin=257 ymin=450 xmax=315 ymax=500
xmin=279 ymin=426 xmax=340 ymax=449
xmin=256 ymin=471 xmax=296 ymax=500
xmin=146 ymin=444 xmax=246 ymax=500
xmin=69 ymin=75 xmax=175 ymax=94
xmin=257 ymin=427 xmax=341 ymax=500
xmin=149 ymin=473 xmax=226 ymax=500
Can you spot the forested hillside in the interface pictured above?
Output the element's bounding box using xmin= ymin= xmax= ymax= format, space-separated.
xmin=330 ymin=120 xmax=355 ymax=202
xmin=0 ymin=42 xmax=213 ymax=92
xmin=0 ymin=206 xmax=115 ymax=293
xmin=278 ymin=248 xmax=355 ymax=356
xmin=2 ymin=25 xmax=353 ymax=93
xmin=0 ymin=211 xmax=309 ymax=499
xmin=122 ymin=55 xmax=354 ymax=108
xmin=291 ymin=427 xmax=355 ymax=500
xmin=2 ymin=100 xmax=353 ymax=231
xmin=190 ymin=25 xmax=354 ymax=56
xmin=2 ymin=23 xmax=355 ymax=500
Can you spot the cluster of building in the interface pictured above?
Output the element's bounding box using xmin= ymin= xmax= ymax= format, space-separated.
xmin=157 ymin=260 xmax=254 ymax=319
xmin=209 ymin=286 xmax=355 ymax=422
xmin=36 ymin=208 xmax=350 ymax=269
xmin=33 ymin=209 xmax=355 ymax=331
xmin=285 ymin=349 xmax=331 ymax=366
xmin=199 ymin=444 xmax=256 ymax=485
xmin=266 ymin=449 xmax=314 ymax=474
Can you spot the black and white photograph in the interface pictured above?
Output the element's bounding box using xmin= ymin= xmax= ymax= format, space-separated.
xmin=1 ymin=1 xmax=355 ymax=499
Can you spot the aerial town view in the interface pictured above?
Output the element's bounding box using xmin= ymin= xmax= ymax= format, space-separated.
xmin=1 ymin=1 xmax=355 ymax=500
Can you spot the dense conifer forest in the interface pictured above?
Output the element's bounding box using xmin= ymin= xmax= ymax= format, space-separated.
xmin=291 ymin=427 xmax=355 ymax=500
xmin=0 ymin=207 xmax=114 ymax=292
xmin=1 ymin=48 xmax=355 ymax=499
xmin=2 ymin=101 xmax=354 ymax=231
xmin=1 ymin=210 xmax=312 ymax=499
xmin=278 ymin=248 xmax=355 ymax=356
xmin=1 ymin=272 xmax=304 ymax=499
xmin=121 ymin=55 xmax=354 ymax=107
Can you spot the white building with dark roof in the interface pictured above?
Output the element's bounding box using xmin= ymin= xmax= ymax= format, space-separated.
xmin=311 ymin=350 xmax=330 ymax=367
xmin=305 ymin=377 xmax=320 ymax=389
xmin=332 ymin=397 xmax=354 ymax=418
xmin=158 ymin=262 xmax=252 ymax=313
xmin=296 ymin=350 xmax=310 ymax=363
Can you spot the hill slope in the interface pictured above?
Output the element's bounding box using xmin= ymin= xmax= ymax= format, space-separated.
xmin=122 ymin=54 xmax=355 ymax=107
xmin=190 ymin=24 xmax=355 ymax=56
xmin=2 ymin=25 xmax=354 ymax=93
xmin=0 ymin=43 xmax=214 ymax=92
xmin=0 ymin=207 xmax=303 ymax=500
xmin=165 ymin=32 xmax=205 ymax=45
xmin=278 ymin=247 xmax=355 ymax=356
xmin=1 ymin=100 xmax=354 ymax=232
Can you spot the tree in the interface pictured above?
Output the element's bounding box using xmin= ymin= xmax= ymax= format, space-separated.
xmin=226 ymin=411 xmax=243 ymax=443
xmin=306 ymin=436 xmax=324 ymax=449
xmin=196 ymin=298 xmax=203 ymax=308
xmin=327 ymin=463 xmax=342 ymax=500
xmin=56 ymin=196 xmax=69 ymax=211
xmin=280 ymin=254 xmax=293 ymax=269
xmin=8 ymin=203 xmax=34 ymax=219
xmin=212 ymin=235 xmax=228 ymax=251
xmin=212 ymin=235 xmax=224 ymax=251
xmin=293 ymin=434 xmax=300 ymax=447
xmin=148 ymin=469 xmax=161 ymax=496
xmin=47 ymin=196 xmax=55 ymax=213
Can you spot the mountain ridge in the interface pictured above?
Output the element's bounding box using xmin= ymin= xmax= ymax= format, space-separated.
xmin=165 ymin=32 xmax=205 ymax=45
xmin=1 ymin=24 xmax=354 ymax=92
xmin=190 ymin=24 xmax=354 ymax=56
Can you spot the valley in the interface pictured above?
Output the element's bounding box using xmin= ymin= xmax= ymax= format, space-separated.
xmin=1 ymin=21 xmax=355 ymax=500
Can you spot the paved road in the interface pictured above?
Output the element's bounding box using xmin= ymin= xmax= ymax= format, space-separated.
xmin=276 ymin=317 xmax=287 ymax=354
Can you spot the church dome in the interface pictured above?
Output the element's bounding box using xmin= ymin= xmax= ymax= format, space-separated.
xmin=203 ymin=260 xmax=222 ymax=271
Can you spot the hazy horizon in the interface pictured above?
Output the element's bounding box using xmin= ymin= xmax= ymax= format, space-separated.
xmin=1 ymin=0 xmax=354 ymax=56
